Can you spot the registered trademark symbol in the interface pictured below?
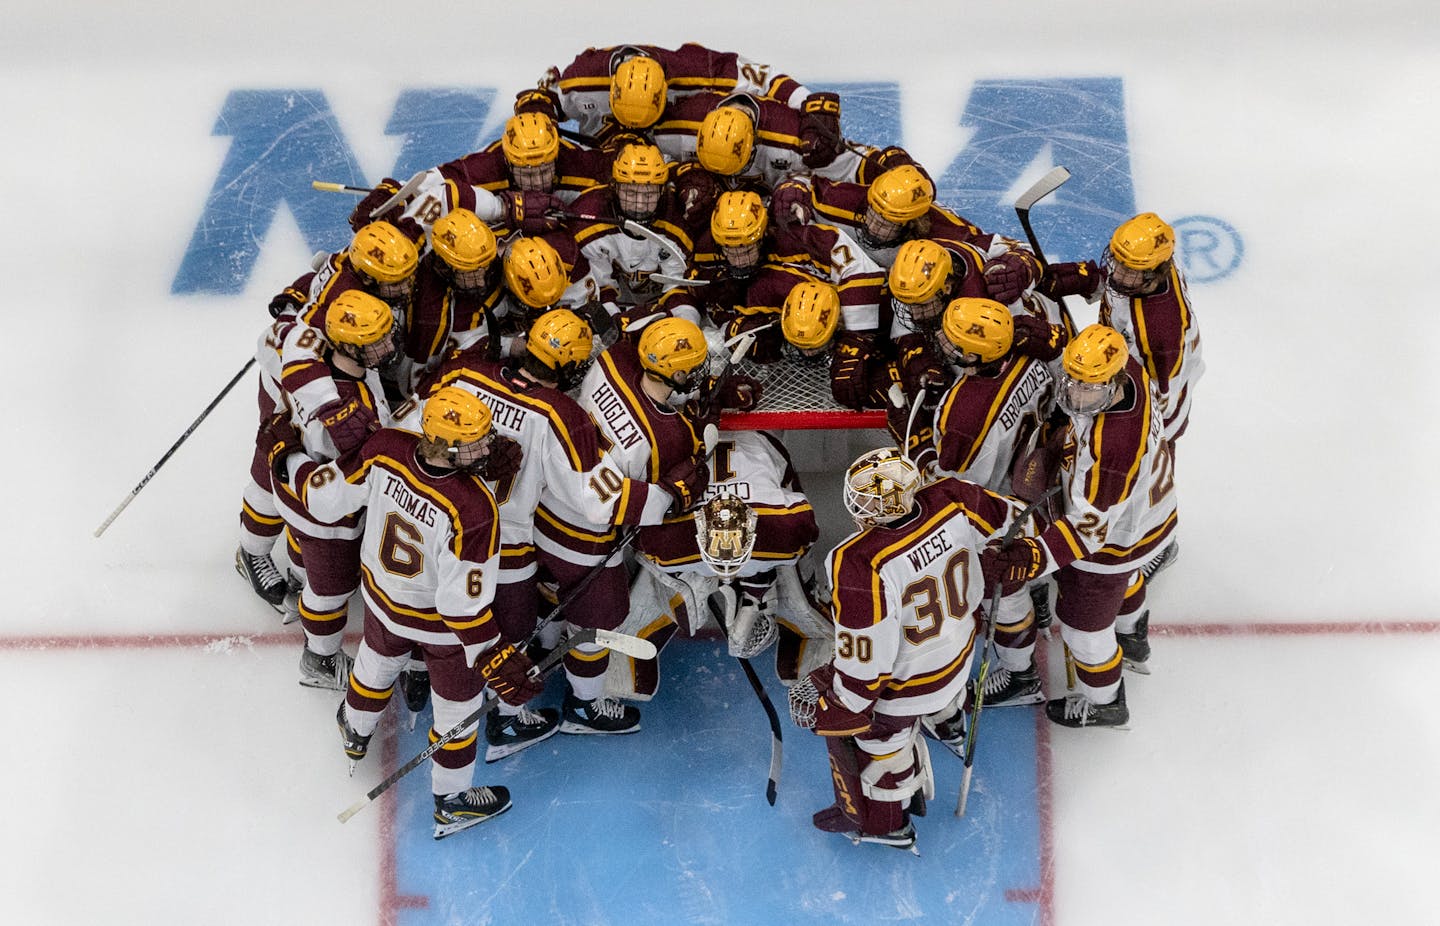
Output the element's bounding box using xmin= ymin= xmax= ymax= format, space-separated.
xmin=1173 ymin=215 xmax=1243 ymax=283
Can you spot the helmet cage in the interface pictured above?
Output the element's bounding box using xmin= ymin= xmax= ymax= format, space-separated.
xmin=614 ymin=182 xmax=664 ymax=223
xmin=843 ymin=448 xmax=920 ymax=527
xmin=1057 ymin=373 xmax=1120 ymax=418
xmin=860 ymin=208 xmax=905 ymax=248
xmin=1101 ymin=247 xmax=1166 ymax=296
xmin=510 ymin=161 xmax=556 ymax=193
xmin=694 ymin=495 xmax=759 ymax=578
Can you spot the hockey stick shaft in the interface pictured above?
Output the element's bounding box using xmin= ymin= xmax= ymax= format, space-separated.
xmin=1013 ymin=166 xmax=1076 ymax=332
xmin=311 ymin=181 xmax=371 ymax=195
xmin=369 ymin=170 xmax=429 ymax=220
xmin=94 ymin=358 xmax=256 ymax=538
xmin=957 ymin=484 xmax=1062 ymax=816
xmin=337 ymin=627 xmax=599 ymax=824
xmin=711 ymin=582 xmax=783 ymax=806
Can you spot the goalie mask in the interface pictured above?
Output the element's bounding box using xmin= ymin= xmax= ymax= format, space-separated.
xmin=695 ymin=495 xmax=759 ymax=578
xmin=843 ymin=447 xmax=920 ymax=527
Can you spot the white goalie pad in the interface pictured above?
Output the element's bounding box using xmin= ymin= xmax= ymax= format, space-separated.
xmin=603 ymin=552 xmax=835 ymax=700
xmin=859 ymin=733 xmax=935 ymax=804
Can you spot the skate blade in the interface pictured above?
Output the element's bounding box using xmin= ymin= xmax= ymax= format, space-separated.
xmin=484 ymin=725 xmax=560 ymax=763
xmin=347 ymin=759 xmax=358 ymax=777
xmin=558 ymin=720 xmax=641 ymax=736
xmin=1122 ymin=657 xmax=1151 ymax=676
xmin=298 ymin=677 xmax=346 ymax=691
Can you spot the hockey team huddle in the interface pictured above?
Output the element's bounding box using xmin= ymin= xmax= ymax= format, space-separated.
xmin=232 ymin=42 xmax=1204 ymax=850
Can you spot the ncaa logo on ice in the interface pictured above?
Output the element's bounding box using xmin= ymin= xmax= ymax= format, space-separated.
xmin=172 ymin=79 xmax=1244 ymax=296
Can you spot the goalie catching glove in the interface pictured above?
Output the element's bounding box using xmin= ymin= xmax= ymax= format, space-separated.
xmin=477 ymin=643 xmax=546 ymax=706
xmin=802 ymin=663 xmax=874 ymax=737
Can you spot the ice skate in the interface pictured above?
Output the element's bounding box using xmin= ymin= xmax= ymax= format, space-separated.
xmin=920 ymin=708 xmax=967 ymax=760
xmin=1117 ymin=612 xmax=1151 ymax=674
xmin=235 ymin=546 xmax=287 ymax=610
xmin=977 ymin=664 xmax=1044 ymax=707
xmin=485 ymin=706 xmax=561 ymax=762
xmin=432 ymin=786 xmax=512 ymax=840
xmin=299 ymin=646 xmax=352 ymax=690
xmin=848 ymin=822 xmax=920 ymax=855
xmin=1046 ymin=680 xmax=1129 ymax=729
xmin=559 ymin=691 xmax=640 ymax=735
xmin=336 ymin=703 xmax=371 ymax=775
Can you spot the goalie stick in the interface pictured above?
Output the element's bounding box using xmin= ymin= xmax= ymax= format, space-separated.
xmin=956 ymin=484 xmax=1062 ymax=817
xmin=336 ymin=627 xmax=656 ymax=824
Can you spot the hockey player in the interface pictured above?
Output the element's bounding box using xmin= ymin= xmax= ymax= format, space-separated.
xmin=980 ymin=325 xmax=1178 ymax=726
xmin=778 ymin=277 xmax=899 ymax=409
xmin=898 ymin=298 xmax=1060 ymax=708
xmin=1041 ymin=212 xmax=1203 ymax=588
xmin=886 ymin=238 xmax=994 ymax=399
xmin=800 ymin=447 xmax=1023 ymax=850
xmin=652 ymin=91 xmax=805 ymax=198
xmin=264 ymin=290 xmax=406 ymax=688
xmin=534 ymin=317 xmax=714 ymax=733
xmin=281 ymin=386 xmax=543 ymax=840
xmin=546 ymin=44 xmax=817 ymax=142
xmin=426 ymin=309 xmax=691 ymax=758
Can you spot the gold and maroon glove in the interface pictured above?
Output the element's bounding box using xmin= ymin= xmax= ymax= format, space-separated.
xmin=660 ymin=452 xmax=710 ymax=516
xmin=980 ymin=537 xmax=1047 ymax=597
xmin=799 ymin=93 xmax=843 ymax=169
xmin=315 ymin=395 xmax=379 ymax=455
xmin=982 ymin=251 xmax=1040 ymax=305
xmin=348 ymin=177 xmax=402 ymax=232
xmin=1039 ymin=260 xmax=1101 ymax=300
xmin=829 ymin=331 xmax=875 ymax=409
xmin=1010 ymin=315 xmax=1068 ymax=362
xmin=513 ymin=87 xmax=560 ymax=121
xmin=479 ymin=435 xmax=523 ymax=482
xmin=894 ymin=332 xmax=947 ymax=400
xmin=497 ymin=190 xmax=566 ymax=235
xmin=257 ymin=412 xmax=305 ymax=482
xmin=477 ymin=643 xmax=546 ymax=706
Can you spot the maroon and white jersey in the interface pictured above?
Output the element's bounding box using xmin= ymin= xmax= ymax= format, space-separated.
xmin=1099 ymin=264 xmax=1204 ymax=442
xmin=568 ymin=185 xmax=689 ymax=307
xmin=555 ymin=43 xmax=811 ymax=138
xmin=806 ymin=143 xmax=923 ymax=187
xmin=426 ymin=138 xmax=609 ymax=203
xmin=933 ymin=354 xmax=1056 ymax=492
xmin=636 ymin=429 xmax=817 ymax=576
xmin=886 ymin=239 xmax=990 ymax=341
xmin=538 ymin=340 xmax=701 ymax=567
xmin=653 ymin=92 xmax=806 ymax=193
xmin=290 ymin=428 xmax=502 ymax=664
xmin=428 ymin=359 xmax=673 ymax=579
xmin=825 ymin=478 xmax=1018 ymax=718
xmin=1036 ymin=356 xmax=1178 ymax=575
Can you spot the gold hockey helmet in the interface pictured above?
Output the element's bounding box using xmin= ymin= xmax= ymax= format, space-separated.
xmin=696 ymin=106 xmax=755 ymax=176
xmin=710 ymin=191 xmax=767 ymax=247
xmin=349 ymin=221 xmax=419 ymax=284
xmin=888 ymin=239 xmax=952 ymax=304
xmin=526 ymin=308 xmax=594 ymax=386
xmin=781 ymin=280 xmax=842 ymax=350
xmin=325 ymin=289 xmax=395 ymax=346
xmin=638 ymin=316 xmax=710 ymax=390
xmin=503 ymin=236 xmax=568 ymax=308
xmin=428 ymin=209 xmax=497 ymax=273
xmin=1108 ymin=212 xmax=1175 ymax=271
xmin=610 ymin=56 xmax=668 ymax=128
xmin=501 ymin=112 xmax=560 ymax=166
xmin=866 ymin=165 xmax=934 ymax=223
xmin=941 ymin=297 xmax=1014 ymax=364
xmin=611 ymin=143 xmax=670 ymax=184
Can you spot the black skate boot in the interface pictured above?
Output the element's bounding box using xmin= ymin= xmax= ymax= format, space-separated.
xmin=1029 ymin=582 xmax=1053 ymax=631
xmin=485 ymin=706 xmax=561 ymax=762
xmin=1046 ymin=679 xmax=1129 ymax=729
xmin=920 ymin=706 xmax=968 ymax=760
xmin=1116 ymin=612 xmax=1151 ymax=674
xmin=336 ymin=702 xmax=371 ymax=774
xmin=433 ymin=786 xmax=512 ymax=840
xmin=978 ymin=664 xmax=1044 ymax=707
xmin=299 ymin=646 xmax=352 ymax=690
xmin=235 ymin=546 xmax=287 ymax=609
xmin=399 ymin=666 xmax=431 ymax=713
xmin=559 ymin=691 xmax=640 ymax=735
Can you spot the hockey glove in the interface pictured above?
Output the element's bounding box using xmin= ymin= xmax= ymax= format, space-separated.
xmin=348 ymin=177 xmax=403 ymax=232
xmin=479 ymin=435 xmax=523 ymax=482
xmin=799 ymin=93 xmax=843 ymax=169
xmin=675 ymin=163 xmax=721 ymax=227
xmin=1010 ymin=314 xmax=1068 ymax=362
xmin=894 ymin=332 xmax=947 ymax=401
xmin=829 ymin=331 xmax=875 ymax=410
xmin=660 ymin=453 xmax=710 ymax=516
xmin=1039 ymin=260 xmax=1101 ymax=301
xmin=724 ymin=313 xmax=783 ymax=363
xmin=982 ymin=251 xmax=1039 ymax=306
xmin=477 ymin=643 xmax=546 ymax=706
xmin=980 ymin=536 xmax=1047 ymax=597
xmin=315 ymin=395 xmax=380 ymax=455
xmin=513 ymin=87 xmax=560 ymax=121
xmin=257 ymin=412 xmax=305 ymax=482
xmin=717 ymin=373 xmax=764 ymax=412
xmin=770 ymin=179 xmax=816 ymax=230
xmin=497 ymin=190 xmax=566 ymax=235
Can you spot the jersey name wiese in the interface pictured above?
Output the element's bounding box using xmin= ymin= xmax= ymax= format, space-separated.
xmin=905 ymin=528 xmax=954 ymax=572
xmin=383 ymin=475 xmax=438 ymax=528
xmin=590 ymin=382 xmax=644 ymax=450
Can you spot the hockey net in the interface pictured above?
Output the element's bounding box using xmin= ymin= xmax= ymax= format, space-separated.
xmin=716 ymin=357 xmax=887 ymax=431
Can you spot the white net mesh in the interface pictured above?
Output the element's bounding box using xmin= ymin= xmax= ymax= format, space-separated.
xmin=720 ymin=356 xmax=848 ymax=413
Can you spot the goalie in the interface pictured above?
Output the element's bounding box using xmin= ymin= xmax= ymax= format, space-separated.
xmin=608 ymin=429 xmax=831 ymax=701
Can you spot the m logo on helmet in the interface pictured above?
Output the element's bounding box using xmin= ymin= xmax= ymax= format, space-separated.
xmin=966 ymin=323 xmax=986 ymax=336
xmin=674 ymin=337 xmax=692 ymax=351
xmin=444 ymin=409 xmax=463 ymax=425
xmin=341 ymin=311 xmax=358 ymax=326
xmin=440 ymin=230 xmax=457 ymax=248
xmin=1103 ymin=344 xmax=1120 ymax=362
xmin=920 ymin=260 xmax=937 ymax=276
xmin=367 ymin=246 xmax=386 ymax=262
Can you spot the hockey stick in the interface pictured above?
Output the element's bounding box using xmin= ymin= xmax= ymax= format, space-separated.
xmin=336 ymin=626 xmax=655 ymax=824
xmin=957 ymin=484 xmax=1062 ymax=817
xmin=94 ymin=358 xmax=256 ymax=538
xmin=311 ymin=181 xmax=371 ymax=195
xmin=886 ymin=383 xmax=926 ymax=466
xmin=369 ymin=170 xmax=429 ymax=220
xmin=1013 ymin=166 xmax=1076 ymax=332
